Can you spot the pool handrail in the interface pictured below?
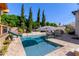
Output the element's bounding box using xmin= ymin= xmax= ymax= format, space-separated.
xmin=8 ymin=31 xmax=22 ymax=37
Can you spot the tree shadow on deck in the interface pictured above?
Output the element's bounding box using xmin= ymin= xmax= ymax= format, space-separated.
xmin=54 ymin=34 xmax=79 ymax=45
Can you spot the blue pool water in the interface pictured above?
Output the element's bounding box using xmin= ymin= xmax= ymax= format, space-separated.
xmin=21 ymin=35 xmax=61 ymax=56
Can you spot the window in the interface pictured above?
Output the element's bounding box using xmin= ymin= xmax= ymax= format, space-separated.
xmin=2 ymin=26 xmax=7 ymax=33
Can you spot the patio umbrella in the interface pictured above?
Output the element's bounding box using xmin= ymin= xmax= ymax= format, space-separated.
xmin=39 ymin=26 xmax=55 ymax=32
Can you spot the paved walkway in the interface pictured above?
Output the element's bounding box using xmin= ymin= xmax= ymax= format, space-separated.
xmin=22 ymin=32 xmax=46 ymax=36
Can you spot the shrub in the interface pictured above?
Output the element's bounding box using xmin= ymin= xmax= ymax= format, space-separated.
xmin=65 ymin=25 xmax=75 ymax=35
xmin=68 ymin=30 xmax=75 ymax=35
xmin=0 ymin=45 xmax=8 ymax=55
xmin=18 ymin=28 xmax=24 ymax=33
xmin=0 ymin=36 xmax=13 ymax=55
xmin=3 ymin=40 xmax=11 ymax=45
xmin=0 ymin=40 xmax=12 ymax=55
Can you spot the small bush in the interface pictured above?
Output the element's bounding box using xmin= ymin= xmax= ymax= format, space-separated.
xmin=3 ymin=40 xmax=11 ymax=45
xmin=18 ymin=28 xmax=24 ymax=33
xmin=0 ymin=36 xmax=12 ymax=55
xmin=0 ymin=45 xmax=8 ymax=55
xmin=68 ymin=30 xmax=75 ymax=35
xmin=65 ymin=25 xmax=75 ymax=35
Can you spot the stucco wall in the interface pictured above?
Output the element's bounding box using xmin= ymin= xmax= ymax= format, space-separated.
xmin=75 ymin=12 xmax=79 ymax=36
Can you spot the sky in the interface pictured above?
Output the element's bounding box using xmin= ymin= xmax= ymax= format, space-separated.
xmin=7 ymin=3 xmax=78 ymax=25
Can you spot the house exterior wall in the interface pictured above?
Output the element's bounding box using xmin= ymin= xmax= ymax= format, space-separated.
xmin=0 ymin=10 xmax=8 ymax=35
xmin=74 ymin=12 xmax=79 ymax=36
xmin=0 ymin=9 xmax=3 ymax=24
xmin=0 ymin=4 xmax=9 ymax=36
xmin=0 ymin=10 xmax=3 ymax=15
xmin=0 ymin=24 xmax=8 ymax=36
xmin=0 ymin=10 xmax=1 ymax=15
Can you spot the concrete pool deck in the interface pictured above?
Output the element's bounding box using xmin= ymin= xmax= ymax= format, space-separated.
xmin=5 ymin=32 xmax=79 ymax=56
xmin=5 ymin=37 xmax=26 ymax=56
xmin=46 ymin=34 xmax=79 ymax=56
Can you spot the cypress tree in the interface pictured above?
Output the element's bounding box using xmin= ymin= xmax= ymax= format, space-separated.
xmin=41 ymin=10 xmax=46 ymax=26
xmin=37 ymin=8 xmax=40 ymax=28
xmin=20 ymin=4 xmax=26 ymax=29
xmin=28 ymin=7 xmax=33 ymax=32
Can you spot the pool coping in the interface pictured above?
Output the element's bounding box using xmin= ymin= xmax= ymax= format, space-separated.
xmin=19 ymin=37 xmax=26 ymax=56
xmin=5 ymin=37 xmax=26 ymax=56
xmin=45 ymin=38 xmax=79 ymax=56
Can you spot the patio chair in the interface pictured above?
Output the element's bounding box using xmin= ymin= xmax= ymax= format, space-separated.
xmin=46 ymin=31 xmax=55 ymax=38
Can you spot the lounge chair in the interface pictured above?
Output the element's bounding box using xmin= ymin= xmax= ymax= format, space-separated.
xmin=46 ymin=31 xmax=55 ymax=38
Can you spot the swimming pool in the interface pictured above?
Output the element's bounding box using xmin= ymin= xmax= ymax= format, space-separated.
xmin=21 ymin=35 xmax=62 ymax=56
